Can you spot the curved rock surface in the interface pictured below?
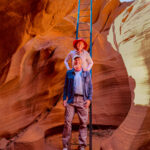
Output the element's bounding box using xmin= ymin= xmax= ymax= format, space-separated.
xmin=0 ymin=0 xmax=133 ymax=149
xmin=100 ymin=0 xmax=150 ymax=150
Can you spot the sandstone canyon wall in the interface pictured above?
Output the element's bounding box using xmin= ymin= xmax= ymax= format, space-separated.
xmin=0 ymin=0 xmax=137 ymax=149
xmin=100 ymin=0 xmax=150 ymax=150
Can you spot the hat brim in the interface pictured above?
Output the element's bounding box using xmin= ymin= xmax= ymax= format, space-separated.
xmin=73 ymin=55 xmax=81 ymax=60
xmin=73 ymin=38 xmax=88 ymax=50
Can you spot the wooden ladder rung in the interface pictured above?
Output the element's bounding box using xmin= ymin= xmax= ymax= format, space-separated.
xmin=80 ymin=15 xmax=90 ymax=17
xmin=79 ymin=29 xmax=89 ymax=31
xmin=80 ymin=3 xmax=90 ymax=5
xmin=80 ymin=9 xmax=90 ymax=11
xmin=80 ymin=37 xmax=90 ymax=38
xmin=79 ymin=22 xmax=89 ymax=24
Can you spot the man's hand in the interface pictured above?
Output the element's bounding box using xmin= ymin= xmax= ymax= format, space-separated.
xmin=63 ymin=100 xmax=67 ymax=107
xmin=68 ymin=68 xmax=72 ymax=70
xmin=84 ymin=100 xmax=91 ymax=108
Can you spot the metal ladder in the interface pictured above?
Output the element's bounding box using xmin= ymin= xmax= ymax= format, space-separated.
xmin=75 ymin=0 xmax=93 ymax=149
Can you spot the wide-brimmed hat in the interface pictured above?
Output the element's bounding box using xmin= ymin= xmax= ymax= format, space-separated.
xmin=73 ymin=38 xmax=88 ymax=50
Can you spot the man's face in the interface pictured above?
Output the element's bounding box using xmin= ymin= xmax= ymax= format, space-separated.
xmin=73 ymin=57 xmax=82 ymax=70
xmin=76 ymin=41 xmax=85 ymax=50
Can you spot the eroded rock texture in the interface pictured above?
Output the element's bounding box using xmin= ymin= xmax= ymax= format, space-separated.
xmin=0 ymin=0 xmax=133 ymax=149
xmin=100 ymin=0 xmax=150 ymax=150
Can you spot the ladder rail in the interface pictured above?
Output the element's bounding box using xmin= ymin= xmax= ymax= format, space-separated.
xmin=76 ymin=0 xmax=81 ymax=39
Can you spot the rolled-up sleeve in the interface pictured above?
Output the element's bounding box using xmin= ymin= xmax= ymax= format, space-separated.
xmin=63 ymin=72 xmax=68 ymax=100
xmin=86 ymin=52 xmax=93 ymax=71
xmin=64 ymin=52 xmax=72 ymax=70
xmin=87 ymin=72 xmax=93 ymax=101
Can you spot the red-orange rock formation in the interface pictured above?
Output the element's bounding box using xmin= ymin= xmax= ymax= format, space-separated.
xmin=100 ymin=0 xmax=150 ymax=150
xmin=0 ymin=0 xmax=134 ymax=149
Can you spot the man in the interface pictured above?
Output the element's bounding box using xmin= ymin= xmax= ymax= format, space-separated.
xmin=64 ymin=38 xmax=93 ymax=71
xmin=62 ymin=55 xmax=93 ymax=150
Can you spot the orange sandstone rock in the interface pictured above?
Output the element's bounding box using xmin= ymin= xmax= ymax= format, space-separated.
xmin=0 ymin=0 xmax=133 ymax=149
xmin=100 ymin=0 xmax=150 ymax=150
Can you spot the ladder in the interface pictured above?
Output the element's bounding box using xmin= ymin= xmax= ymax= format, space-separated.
xmin=76 ymin=0 xmax=93 ymax=150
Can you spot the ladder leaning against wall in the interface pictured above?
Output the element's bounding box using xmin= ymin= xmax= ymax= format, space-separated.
xmin=74 ymin=0 xmax=93 ymax=149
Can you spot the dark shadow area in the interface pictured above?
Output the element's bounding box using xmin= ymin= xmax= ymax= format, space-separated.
xmin=45 ymin=124 xmax=117 ymax=138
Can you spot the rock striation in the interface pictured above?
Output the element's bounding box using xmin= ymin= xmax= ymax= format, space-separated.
xmin=0 ymin=0 xmax=134 ymax=149
xmin=100 ymin=0 xmax=150 ymax=150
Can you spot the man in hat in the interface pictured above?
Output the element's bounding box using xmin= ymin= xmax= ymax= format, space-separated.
xmin=62 ymin=55 xmax=93 ymax=150
xmin=64 ymin=38 xmax=93 ymax=71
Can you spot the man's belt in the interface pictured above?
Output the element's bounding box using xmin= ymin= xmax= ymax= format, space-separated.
xmin=74 ymin=93 xmax=84 ymax=97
